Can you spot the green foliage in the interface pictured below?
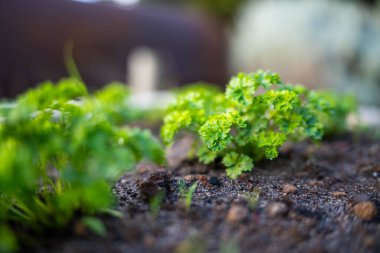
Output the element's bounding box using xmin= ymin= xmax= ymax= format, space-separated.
xmin=93 ymin=82 xmax=144 ymax=124
xmin=314 ymin=91 xmax=357 ymax=135
xmin=81 ymin=216 xmax=107 ymax=237
xmin=185 ymin=182 xmax=198 ymax=211
xmin=172 ymin=82 xmax=222 ymax=96
xmin=0 ymin=227 xmax=17 ymax=253
xmin=199 ymin=111 xmax=246 ymax=151
xmin=222 ymin=152 xmax=253 ymax=179
xmin=185 ymin=0 xmax=247 ymax=22
xmin=0 ymin=78 xmax=164 ymax=251
xmin=144 ymin=0 xmax=246 ymax=22
xmin=161 ymin=84 xmax=227 ymax=146
xmin=178 ymin=181 xmax=198 ymax=211
xmin=161 ymin=70 xmax=356 ymax=179
xmin=64 ymin=40 xmax=83 ymax=81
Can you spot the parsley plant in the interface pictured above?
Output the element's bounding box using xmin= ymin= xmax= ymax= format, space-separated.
xmin=161 ymin=70 xmax=355 ymax=179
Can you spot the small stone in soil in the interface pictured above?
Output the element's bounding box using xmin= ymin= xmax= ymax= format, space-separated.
xmin=363 ymin=236 xmax=376 ymax=249
xmin=332 ymin=191 xmax=346 ymax=197
xmin=226 ymin=204 xmax=248 ymax=224
xmin=208 ymin=176 xmax=221 ymax=186
xmin=184 ymin=175 xmax=194 ymax=181
xmin=282 ymin=183 xmax=297 ymax=194
xmin=307 ymin=180 xmax=323 ymax=186
xmin=143 ymin=234 xmax=156 ymax=248
xmin=266 ymin=202 xmax=289 ymax=217
xmin=197 ymin=175 xmax=209 ymax=186
xmin=353 ymin=201 xmax=378 ymax=220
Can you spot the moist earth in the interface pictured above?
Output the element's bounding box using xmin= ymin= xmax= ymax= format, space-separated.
xmin=26 ymin=134 xmax=380 ymax=253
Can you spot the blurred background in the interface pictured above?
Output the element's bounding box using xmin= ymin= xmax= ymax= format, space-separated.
xmin=1 ymin=0 xmax=380 ymax=107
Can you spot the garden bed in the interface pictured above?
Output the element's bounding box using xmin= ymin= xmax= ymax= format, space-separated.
xmin=27 ymin=134 xmax=380 ymax=253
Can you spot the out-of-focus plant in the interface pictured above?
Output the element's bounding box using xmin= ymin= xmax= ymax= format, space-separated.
xmin=0 ymin=78 xmax=164 ymax=252
xmin=178 ymin=181 xmax=198 ymax=211
xmin=143 ymin=0 xmax=246 ymax=22
xmin=314 ymin=91 xmax=357 ymax=135
xmin=185 ymin=0 xmax=246 ymax=22
xmin=161 ymin=70 xmax=356 ymax=179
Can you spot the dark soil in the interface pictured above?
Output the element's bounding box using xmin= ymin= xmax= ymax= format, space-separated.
xmin=27 ymin=134 xmax=380 ymax=253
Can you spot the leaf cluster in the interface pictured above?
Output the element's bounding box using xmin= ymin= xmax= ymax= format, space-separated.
xmin=161 ymin=70 xmax=355 ymax=179
xmin=0 ymin=78 xmax=164 ymax=252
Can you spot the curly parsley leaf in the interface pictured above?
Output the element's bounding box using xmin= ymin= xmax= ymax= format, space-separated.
xmin=222 ymin=152 xmax=253 ymax=179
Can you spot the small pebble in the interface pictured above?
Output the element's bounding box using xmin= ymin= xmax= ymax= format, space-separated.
xmin=266 ymin=202 xmax=289 ymax=217
xmin=197 ymin=175 xmax=209 ymax=186
xmin=197 ymin=175 xmax=207 ymax=181
xmin=363 ymin=236 xmax=375 ymax=249
xmin=282 ymin=183 xmax=297 ymax=194
xmin=332 ymin=191 xmax=346 ymax=197
xmin=208 ymin=176 xmax=221 ymax=186
xmin=143 ymin=234 xmax=156 ymax=248
xmin=226 ymin=205 xmax=248 ymax=224
xmin=353 ymin=201 xmax=377 ymax=220
xmin=307 ymin=180 xmax=323 ymax=186
xmin=184 ymin=175 xmax=194 ymax=181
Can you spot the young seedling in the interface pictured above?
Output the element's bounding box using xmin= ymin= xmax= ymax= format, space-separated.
xmin=162 ymin=70 xmax=355 ymax=179
xmin=185 ymin=182 xmax=198 ymax=211
xmin=178 ymin=181 xmax=198 ymax=211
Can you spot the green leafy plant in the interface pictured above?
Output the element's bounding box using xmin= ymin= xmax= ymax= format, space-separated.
xmin=0 ymin=78 xmax=164 ymax=252
xmin=161 ymin=70 xmax=355 ymax=179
